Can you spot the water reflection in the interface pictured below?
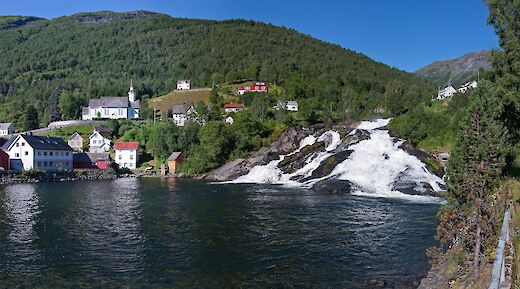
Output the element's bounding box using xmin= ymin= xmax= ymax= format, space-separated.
xmin=3 ymin=184 xmax=41 ymax=272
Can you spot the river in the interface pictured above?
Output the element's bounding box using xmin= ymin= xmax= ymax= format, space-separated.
xmin=0 ymin=178 xmax=440 ymax=288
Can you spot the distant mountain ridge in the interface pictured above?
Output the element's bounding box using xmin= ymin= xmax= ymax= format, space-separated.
xmin=415 ymin=50 xmax=492 ymax=87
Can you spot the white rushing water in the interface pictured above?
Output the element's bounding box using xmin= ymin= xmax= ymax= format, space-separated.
xmin=231 ymin=119 xmax=445 ymax=203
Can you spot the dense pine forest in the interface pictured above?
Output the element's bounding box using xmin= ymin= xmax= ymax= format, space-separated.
xmin=0 ymin=11 xmax=434 ymax=127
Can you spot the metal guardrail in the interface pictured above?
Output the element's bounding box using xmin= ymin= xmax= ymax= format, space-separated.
xmin=488 ymin=210 xmax=510 ymax=289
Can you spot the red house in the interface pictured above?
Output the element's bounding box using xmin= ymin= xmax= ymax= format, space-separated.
xmin=238 ymin=82 xmax=268 ymax=95
xmin=73 ymin=153 xmax=112 ymax=169
xmin=0 ymin=149 xmax=9 ymax=171
xmin=224 ymin=103 xmax=245 ymax=113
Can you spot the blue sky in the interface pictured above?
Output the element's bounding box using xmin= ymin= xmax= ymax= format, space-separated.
xmin=1 ymin=0 xmax=498 ymax=72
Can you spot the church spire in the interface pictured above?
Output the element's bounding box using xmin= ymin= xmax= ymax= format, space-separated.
xmin=128 ymin=80 xmax=136 ymax=102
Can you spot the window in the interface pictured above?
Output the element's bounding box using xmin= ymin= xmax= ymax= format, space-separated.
xmin=44 ymin=152 xmax=47 ymax=156
xmin=65 ymin=152 xmax=69 ymax=156
xmin=43 ymin=161 xmax=48 ymax=167
xmin=15 ymin=153 xmax=19 ymax=158
xmin=49 ymin=161 xmax=54 ymax=167
xmin=24 ymin=151 xmax=28 ymax=156
xmin=37 ymin=162 xmax=42 ymax=167
xmin=49 ymin=152 xmax=53 ymax=156
xmin=16 ymin=143 xmax=19 ymax=147
xmin=37 ymin=151 xmax=41 ymax=156
xmin=130 ymin=155 xmax=134 ymax=160
xmin=119 ymin=155 xmax=122 ymax=160
xmin=66 ymin=162 xmax=70 ymax=166
xmin=21 ymin=142 xmax=25 ymax=146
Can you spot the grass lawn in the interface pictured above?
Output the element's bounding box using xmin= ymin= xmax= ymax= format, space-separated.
xmin=42 ymin=124 xmax=95 ymax=140
xmin=149 ymin=88 xmax=212 ymax=114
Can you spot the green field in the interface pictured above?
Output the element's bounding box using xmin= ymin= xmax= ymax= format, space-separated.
xmin=42 ymin=124 xmax=96 ymax=141
xmin=149 ymin=88 xmax=212 ymax=114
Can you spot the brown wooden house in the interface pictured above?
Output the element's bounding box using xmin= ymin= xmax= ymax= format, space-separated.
xmin=167 ymin=152 xmax=186 ymax=174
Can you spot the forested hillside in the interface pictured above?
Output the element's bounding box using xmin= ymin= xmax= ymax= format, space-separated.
xmin=0 ymin=11 xmax=434 ymax=127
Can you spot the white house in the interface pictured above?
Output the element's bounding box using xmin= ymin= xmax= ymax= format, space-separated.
xmin=458 ymin=81 xmax=478 ymax=94
xmin=2 ymin=134 xmax=73 ymax=172
xmin=68 ymin=132 xmax=84 ymax=152
xmin=82 ymin=83 xmax=140 ymax=120
xmin=0 ymin=123 xmax=14 ymax=136
xmin=437 ymin=86 xmax=457 ymax=100
xmin=172 ymin=104 xmax=197 ymax=127
xmin=224 ymin=103 xmax=245 ymax=113
xmin=114 ymin=142 xmax=139 ymax=170
xmin=89 ymin=128 xmax=112 ymax=153
xmin=177 ymin=80 xmax=192 ymax=90
xmin=225 ymin=116 xmax=234 ymax=124
xmin=286 ymin=101 xmax=299 ymax=112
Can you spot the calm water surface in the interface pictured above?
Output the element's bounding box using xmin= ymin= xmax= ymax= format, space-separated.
xmin=0 ymin=178 xmax=440 ymax=288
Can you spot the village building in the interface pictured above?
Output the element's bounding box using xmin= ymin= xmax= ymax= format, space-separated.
xmin=0 ymin=149 xmax=9 ymax=171
xmin=2 ymin=134 xmax=73 ymax=172
xmin=0 ymin=123 xmax=14 ymax=137
xmin=73 ymin=152 xmax=112 ymax=169
xmin=68 ymin=132 xmax=84 ymax=152
xmin=82 ymin=83 xmax=140 ymax=120
xmin=225 ymin=116 xmax=234 ymax=125
xmin=238 ymin=82 xmax=268 ymax=95
xmin=114 ymin=142 xmax=139 ymax=170
xmin=167 ymin=152 xmax=186 ymax=174
xmin=172 ymin=104 xmax=197 ymax=127
xmin=224 ymin=103 xmax=245 ymax=113
xmin=177 ymin=80 xmax=192 ymax=90
xmin=286 ymin=101 xmax=299 ymax=112
xmin=437 ymin=85 xmax=457 ymax=100
xmin=458 ymin=81 xmax=478 ymax=94
xmin=89 ymin=127 xmax=112 ymax=153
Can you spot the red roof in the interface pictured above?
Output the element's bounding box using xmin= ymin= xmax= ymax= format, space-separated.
xmin=224 ymin=103 xmax=245 ymax=108
xmin=114 ymin=142 xmax=139 ymax=150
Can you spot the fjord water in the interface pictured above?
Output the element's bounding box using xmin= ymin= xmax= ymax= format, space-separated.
xmin=0 ymin=178 xmax=439 ymax=288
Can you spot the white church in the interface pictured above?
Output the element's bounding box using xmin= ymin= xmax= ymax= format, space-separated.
xmin=82 ymin=82 xmax=140 ymax=120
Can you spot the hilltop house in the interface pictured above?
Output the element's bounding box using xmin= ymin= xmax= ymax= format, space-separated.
xmin=0 ymin=123 xmax=14 ymax=137
xmin=167 ymin=152 xmax=186 ymax=174
xmin=238 ymin=82 xmax=268 ymax=95
xmin=224 ymin=103 xmax=245 ymax=113
xmin=115 ymin=142 xmax=139 ymax=170
xmin=82 ymin=83 xmax=140 ymax=120
xmin=458 ymin=81 xmax=478 ymax=94
xmin=172 ymin=104 xmax=197 ymax=127
xmin=89 ymin=127 xmax=112 ymax=153
xmin=2 ymin=134 xmax=73 ymax=172
xmin=177 ymin=80 xmax=192 ymax=90
xmin=437 ymin=85 xmax=457 ymax=100
xmin=73 ymin=152 xmax=112 ymax=169
xmin=286 ymin=101 xmax=299 ymax=112
xmin=68 ymin=132 xmax=84 ymax=152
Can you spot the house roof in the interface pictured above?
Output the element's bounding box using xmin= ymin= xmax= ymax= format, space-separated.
xmin=224 ymin=103 xmax=245 ymax=109
xmin=114 ymin=142 xmax=139 ymax=150
xmin=177 ymin=80 xmax=191 ymax=84
xmin=88 ymin=97 xmax=129 ymax=108
xmin=286 ymin=101 xmax=298 ymax=106
xmin=172 ymin=104 xmax=193 ymax=114
xmin=167 ymin=152 xmax=184 ymax=161
xmin=0 ymin=123 xmax=12 ymax=130
xmin=2 ymin=136 xmax=16 ymax=150
xmin=69 ymin=132 xmax=83 ymax=140
xmin=7 ymin=135 xmax=73 ymax=151
xmin=73 ymin=152 xmax=111 ymax=162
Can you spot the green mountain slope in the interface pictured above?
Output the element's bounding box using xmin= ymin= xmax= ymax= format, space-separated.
xmin=0 ymin=11 xmax=434 ymax=126
xmin=414 ymin=50 xmax=492 ymax=87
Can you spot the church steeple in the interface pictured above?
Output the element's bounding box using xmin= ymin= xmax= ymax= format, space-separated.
xmin=128 ymin=80 xmax=136 ymax=102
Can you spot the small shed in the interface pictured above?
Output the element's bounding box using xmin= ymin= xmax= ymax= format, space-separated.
xmin=167 ymin=152 xmax=186 ymax=174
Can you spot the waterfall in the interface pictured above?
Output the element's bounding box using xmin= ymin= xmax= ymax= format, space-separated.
xmin=230 ymin=119 xmax=445 ymax=203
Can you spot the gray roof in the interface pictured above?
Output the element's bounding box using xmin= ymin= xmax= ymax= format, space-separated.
xmin=0 ymin=123 xmax=12 ymax=130
xmin=131 ymin=100 xmax=140 ymax=109
xmin=168 ymin=152 xmax=184 ymax=161
xmin=73 ymin=152 xmax=111 ymax=162
xmin=177 ymin=80 xmax=191 ymax=84
xmin=69 ymin=132 xmax=83 ymax=140
xmin=287 ymin=101 xmax=298 ymax=106
xmin=7 ymin=135 xmax=73 ymax=151
xmin=172 ymin=104 xmax=193 ymax=114
xmin=88 ymin=97 xmax=129 ymax=108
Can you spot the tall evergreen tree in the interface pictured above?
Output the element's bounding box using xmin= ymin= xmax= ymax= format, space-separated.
xmin=23 ymin=105 xmax=39 ymax=131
